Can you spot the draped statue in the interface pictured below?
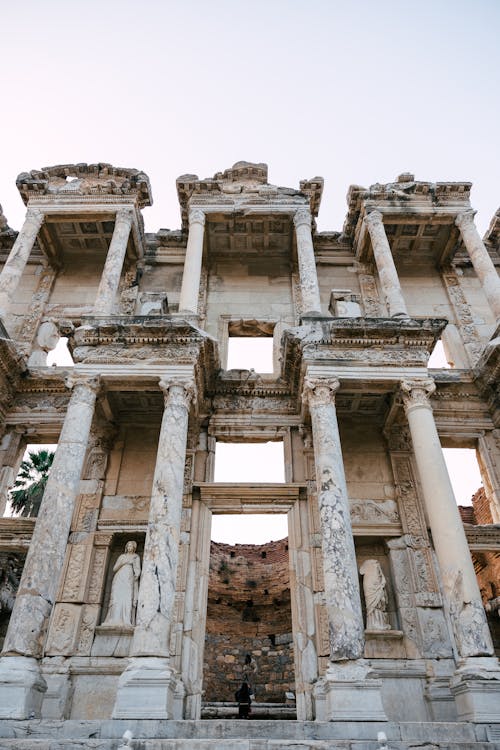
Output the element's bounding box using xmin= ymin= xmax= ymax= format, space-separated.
xmin=103 ymin=541 xmax=141 ymax=627
xmin=359 ymin=558 xmax=391 ymax=631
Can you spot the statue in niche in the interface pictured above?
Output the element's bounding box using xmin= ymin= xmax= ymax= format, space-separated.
xmin=359 ymin=559 xmax=391 ymax=631
xmin=103 ymin=541 xmax=141 ymax=627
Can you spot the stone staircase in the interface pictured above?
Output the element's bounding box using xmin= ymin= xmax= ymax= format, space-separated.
xmin=0 ymin=720 xmax=499 ymax=749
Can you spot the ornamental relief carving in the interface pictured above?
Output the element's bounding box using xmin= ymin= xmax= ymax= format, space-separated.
xmin=87 ymin=546 xmax=109 ymax=604
xmin=350 ymin=498 xmax=400 ymax=525
xmin=45 ymin=603 xmax=82 ymax=655
xmin=357 ymin=265 xmax=382 ymax=317
xmin=73 ymin=343 xmax=201 ymax=364
xmin=61 ymin=543 xmax=91 ymax=602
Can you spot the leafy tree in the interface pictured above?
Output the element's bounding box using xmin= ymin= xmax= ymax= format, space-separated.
xmin=9 ymin=449 xmax=55 ymax=517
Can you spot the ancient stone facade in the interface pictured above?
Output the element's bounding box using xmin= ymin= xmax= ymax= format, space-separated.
xmin=0 ymin=162 xmax=499 ymax=746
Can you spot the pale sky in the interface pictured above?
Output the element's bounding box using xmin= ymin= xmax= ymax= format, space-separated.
xmin=1 ymin=1 xmax=499 ymax=235
xmin=1 ymin=1 xmax=494 ymax=538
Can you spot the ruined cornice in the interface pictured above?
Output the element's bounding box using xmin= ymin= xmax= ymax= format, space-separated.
xmin=176 ymin=161 xmax=322 ymax=231
xmin=16 ymin=163 xmax=152 ymax=209
xmin=343 ymin=174 xmax=472 ymax=241
xmin=281 ymin=317 xmax=447 ymax=397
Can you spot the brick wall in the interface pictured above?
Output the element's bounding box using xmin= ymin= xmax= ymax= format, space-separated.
xmin=203 ymin=538 xmax=294 ymax=703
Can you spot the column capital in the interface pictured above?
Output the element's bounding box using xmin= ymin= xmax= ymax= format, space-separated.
xmin=188 ymin=208 xmax=206 ymax=227
xmin=64 ymin=373 xmax=101 ymax=396
xmin=25 ymin=207 xmax=45 ymax=227
xmin=115 ymin=207 xmax=134 ymax=224
xmin=363 ymin=210 xmax=384 ymax=228
xmin=293 ymin=207 xmax=312 ymax=229
xmin=303 ymin=376 xmax=340 ymax=408
xmin=455 ymin=210 xmax=477 ymax=231
xmin=400 ymin=378 xmax=436 ymax=411
xmin=158 ymin=376 xmax=196 ymax=409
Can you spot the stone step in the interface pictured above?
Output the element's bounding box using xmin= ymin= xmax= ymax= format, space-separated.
xmin=201 ymin=702 xmax=297 ymax=720
xmin=0 ymin=740 xmax=497 ymax=750
xmin=0 ymin=720 xmax=498 ymax=750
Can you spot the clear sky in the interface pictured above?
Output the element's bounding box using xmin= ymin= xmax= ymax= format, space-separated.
xmin=1 ymin=1 xmax=494 ymax=539
xmin=1 ymin=0 xmax=499 ymax=235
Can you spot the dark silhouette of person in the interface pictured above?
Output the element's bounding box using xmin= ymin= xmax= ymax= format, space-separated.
xmin=235 ymin=681 xmax=251 ymax=719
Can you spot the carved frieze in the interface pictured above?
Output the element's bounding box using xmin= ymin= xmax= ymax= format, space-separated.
xmin=45 ymin=603 xmax=83 ymax=655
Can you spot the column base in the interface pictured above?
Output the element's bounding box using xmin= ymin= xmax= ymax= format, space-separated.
xmin=313 ymin=660 xmax=387 ymax=721
xmin=112 ymin=657 xmax=184 ymax=719
xmin=450 ymin=656 xmax=500 ymax=722
xmin=0 ymin=655 xmax=47 ymax=719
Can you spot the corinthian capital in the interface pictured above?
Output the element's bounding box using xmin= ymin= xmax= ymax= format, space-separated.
xmin=115 ymin=207 xmax=134 ymax=224
xmin=188 ymin=208 xmax=206 ymax=227
xmin=64 ymin=374 xmax=101 ymax=402
xmin=363 ymin=210 xmax=383 ymax=229
xmin=302 ymin=376 xmax=340 ymax=408
xmin=159 ymin=376 xmax=196 ymax=409
xmin=25 ymin=207 xmax=45 ymax=227
xmin=293 ymin=208 xmax=312 ymax=230
xmin=455 ymin=210 xmax=476 ymax=231
xmin=400 ymin=378 xmax=436 ymax=411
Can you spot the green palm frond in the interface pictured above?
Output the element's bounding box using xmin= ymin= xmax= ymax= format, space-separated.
xmin=9 ymin=449 xmax=55 ymax=517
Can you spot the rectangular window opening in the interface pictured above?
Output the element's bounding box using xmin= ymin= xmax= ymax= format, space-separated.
xmin=214 ymin=441 xmax=285 ymax=483
xmin=428 ymin=339 xmax=452 ymax=369
xmin=5 ymin=443 xmax=57 ymax=518
xmin=227 ymin=337 xmax=274 ymax=373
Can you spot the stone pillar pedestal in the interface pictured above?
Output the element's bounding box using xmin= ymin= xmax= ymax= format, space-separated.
xmin=401 ymin=378 xmax=500 ymax=721
xmin=113 ymin=377 xmax=195 ymax=719
xmin=314 ymin=661 xmax=387 ymax=721
xmin=0 ymin=375 xmax=100 ymax=718
xmin=293 ymin=208 xmax=322 ymax=315
xmin=93 ymin=208 xmax=134 ymax=315
xmin=0 ymin=208 xmax=44 ymax=320
xmin=364 ymin=210 xmax=409 ymax=318
xmin=303 ymin=376 xmax=387 ymax=721
xmin=178 ymin=209 xmax=205 ymax=315
xmin=456 ymin=211 xmax=500 ymax=323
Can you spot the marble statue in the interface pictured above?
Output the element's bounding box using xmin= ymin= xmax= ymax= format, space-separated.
xmin=103 ymin=541 xmax=141 ymax=627
xmin=359 ymin=559 xmax=391 ymax=631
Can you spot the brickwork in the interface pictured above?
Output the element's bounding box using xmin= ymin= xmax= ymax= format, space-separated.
xmin=203 ymin=538 xmax=294 ymax=703
xmin=459 ymin=488 xmax=500 ymax=654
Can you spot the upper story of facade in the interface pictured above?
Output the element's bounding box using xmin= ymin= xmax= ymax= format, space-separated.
xmin=0 ymin=161 xmax=499 ymax=426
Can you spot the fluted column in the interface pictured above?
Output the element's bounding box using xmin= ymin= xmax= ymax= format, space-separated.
xmin=400 ymin=378 xmax=493 ymax=658
xmin=178 ymin=209 xmax=206 ymax=314
xmin=93 ymin=208 xmax=134 ymax=315
xmin=0 ymin=375 xmax=100 ymax=718
xmin=303 ymin=376 xmax=364 ymax=661
xmin=293 ymin=208 xmax=322 ymax=315
xmin=113 ymin=376 xmax=195 ymax=719
xmin=364 ymin=210 xmax=409 ymax=318
xmin=0 ymin=208 xmax=44 ymax=319
xmin=456 ymin=211 xmax=500 ymax=322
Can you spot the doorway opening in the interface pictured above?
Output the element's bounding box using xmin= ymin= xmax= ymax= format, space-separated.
xmin=202 ymin=512 xmax=295 ymax=718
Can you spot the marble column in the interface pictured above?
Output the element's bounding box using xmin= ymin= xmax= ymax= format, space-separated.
xmin=113 ymin=376 xmax=195 ymax=719
xmin=178 ymin=209 xmax=205 ymax=315
xmin=0 ymin=375 xmax=100 ymax=718
xmin=93 ymin=208 xmax=134 ymax=315
xmin=364 ymin=210 xmax=409 ymax=318
xmin=303 ymin=376 xmax=364 ymax=660
xmin=293 ymin=208 xmax=322 ymax=315
xmin=400 ymin=378 xmax=493 ymax=657
xmin=304 ymin=376 xmax=386 ymax=720
xmin=0 ymin=207 xmax=44 ymax=319
xmin=456 ymin=211 xmax=500 ymax=323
